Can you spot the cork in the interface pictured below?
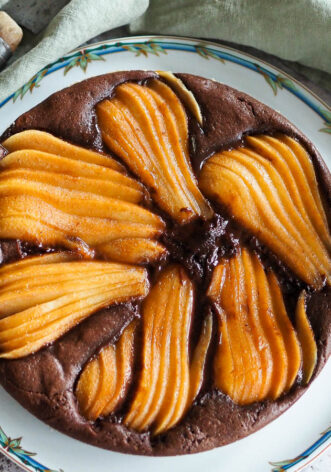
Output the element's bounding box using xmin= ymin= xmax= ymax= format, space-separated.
xmin=0 ymin=11 xmax=23 ymax=52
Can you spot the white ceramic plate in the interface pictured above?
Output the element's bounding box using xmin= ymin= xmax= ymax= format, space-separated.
xmin=0 ymin=35 xmax=330 ymax=472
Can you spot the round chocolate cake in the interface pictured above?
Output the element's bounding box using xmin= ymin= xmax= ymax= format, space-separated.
xmin=0 ymin=71 xmax=330 ymax=456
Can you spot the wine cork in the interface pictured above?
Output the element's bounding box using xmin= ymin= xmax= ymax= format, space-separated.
xmin=0 ymin=11 xmax=23 ymax=52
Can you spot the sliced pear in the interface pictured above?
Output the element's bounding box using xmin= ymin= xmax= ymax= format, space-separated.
xmin=125 ymin=265 xmax=204 ymax=434
xmin=209 ymin=248 xmax=302 ymax=404
xmin=0 ymin=169 xmax=144 ymax=203
xmin=247 ymin=135 xmax=331 ymax=250
xmin=156 ymin=72 xmax=203 ymax=125
xmin=2 ymin=129 xmax=125 ymax=172
xmin=76 ymin=319 xmax=137 ymax=420
xmin=76 ymin=355 xmax=101 ymax=417
xmin=0 ymin=179 xmax=158 ymax=224
xmin=97 ymin=80 xmax=212 ymax=223
xmin=199 ymin=134 xmax=331 ymax=289
xmin=81 ymin=344 xmax=117 ymax=421
xmin=102 ymin=319 xmax=137 ymax=415
xmin=0 ymin=142 xmax=164 ymax=262
xmin=268 ymin=272 xmax=302 ymax=390
xmin=98 ymin=238 xmax=167 ymax=264
xmin=0 ymin=255 xmax=148 ymax=359
xmin=0 ymin=150 xmax=140 ymax=189
xmin=0 ymin=271 xmax=142 ymax=317
xmin=295 ymin=291 xmax=317 ymax=384
xmin=0 ymin=251 xmax=75 ymax=278
xmin=0 ymin=195 xmax=164 ymax=249
xmin=209 ymin=251 xmax=263 ymax=404
xmin=187 ymin=312 xmax=213 ymax=407
xmin=0 ymin=260 xmax=128 ymax=288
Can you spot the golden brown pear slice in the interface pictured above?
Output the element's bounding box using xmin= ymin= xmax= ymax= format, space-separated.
xmin=208 ymin=248 xmax=302 ymax=404
xmin=0 ymin=168 xmax=144 ymax=203
xmin=0 ymin=259 xmax=126 ymax=287
xmin=156 ymin=72 xmax=203 ymax=125
xmin=97 ymin=80 xmax=212 ymax=223
xmin=2 ymin=130 xmax=125 ymax=172
xmin=267 ymin=272 xmax=302 ymax=390
xmin=0 ymin=144 xmax=164 ymax=262
xmin=199 ymin=135 xmax=331 ymax=289
xmin=295 ymin=291 xmax=317 ymax=384
xmin=0 ymin=251 xmax=75 ymax=278
xmin=208 ymin=251 xmax=262 ymax=404
xmin=76 ymin=320 xmax=137 ymax=420
xmin=97 ymin=238 xmax=167 ymax=264
xmin=0 ymin=150 xmax=141 ymax=190
xmin=125 ymin=265 xmax=208 ymax=434
xmin=247 ymin=135 xmax=331 ymax=250
xmin=0 ymin=192 xmax=164 ymax=251
xmin=0 ymin=255 xmax=148 ymax=359
xmin=186 ymin=312 xmax=213 ymax=407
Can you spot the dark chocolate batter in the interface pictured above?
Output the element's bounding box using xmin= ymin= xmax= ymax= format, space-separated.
xmin=0 ymin=72 xmax=330 ymax=456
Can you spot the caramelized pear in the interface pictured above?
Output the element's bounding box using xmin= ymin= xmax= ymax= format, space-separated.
xmin=156 ymin=72 xmax=203 ymax=125
xmin=208 ymin=248 xmax=302 ymax=404
xmin=98 ymin=238 xmax=167 ymax=264
xmin=267 ymin=272 xmax=302 ymax=390
xmin=199 ymin=135 xmax=331 ymax=288
xmin=76 ymin=320 xmax=137 ymax=420
xmin=187 ymin=313 xmax=213 ymax=407
xmin=97 ymin=80 xmax=212 ymax=223
xmin=0 ymin=141 xmax=164 ymax=262
xmin=0 ymin=168 xmax=144 ymax=203
xmin=295 ymin=291 xmax=317 ymax=384
xmin=125 ymin=266 xmax=192 ymax=433
xmin=2 ymin=130 xmax=125 ymax=172
xmin=0 ymin=150 xmax=137 ymax=188
xmin=125 ymin=265 xmax=210 ymax=434
xmin=0 ymin=255 xmax=148 ymax=359
xmin=0 ymin=251 xmax=75 ymax=278
xmin=0 ymin=193 xmax=164 ymax=252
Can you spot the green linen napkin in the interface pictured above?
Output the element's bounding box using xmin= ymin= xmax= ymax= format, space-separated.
xmin=0 ymin=0 xmax=330 ymax=104
xmin=131 ymin=0 xmax=331 ymax=76
xmin=0 ymin=0 xmax=148 ymax=102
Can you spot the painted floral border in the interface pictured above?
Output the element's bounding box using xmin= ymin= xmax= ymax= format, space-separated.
xmin=270 ymin=426 xmax=331 ymax=471
xmin=0 ymin=38 xmax=330 ymax=134
xmin=0 ymin=427 xmax=62 ymax=472
xmin=0 ymin=423 xmax=330 ymax=472
xmin=0 ymin=36 xmax=330 ymax=471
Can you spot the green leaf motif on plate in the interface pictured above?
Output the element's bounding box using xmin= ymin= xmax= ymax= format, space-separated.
xmin=0 ymin=426 xmax=63 ymax=472
xmin=194 ymin=44 xmax=225 ymax=63
xmin=118 ymin=41 xmax=167 ymax=57
xmin=13 ymin=69 xmax=48 ymax=102
xmin=64 ymin=50 xmax=105 ymax=75
xmin=319 ymin=107 xmax=331 ymax=134
xmin=255 ymin=64 xmax=297 ymax=96
xmin=269 ymin=426 xmax=331 ymax=471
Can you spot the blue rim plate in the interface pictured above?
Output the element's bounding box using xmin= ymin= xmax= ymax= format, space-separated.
xmin=0 ymin=35 xmax=330 ymax=472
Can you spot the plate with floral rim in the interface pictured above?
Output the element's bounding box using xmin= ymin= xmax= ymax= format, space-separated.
xmin=0 ymin=35 xmax=330 ymax=472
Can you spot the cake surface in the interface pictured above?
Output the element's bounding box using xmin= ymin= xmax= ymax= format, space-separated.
xmin=0 ymin=71 xmax=330 ymax=456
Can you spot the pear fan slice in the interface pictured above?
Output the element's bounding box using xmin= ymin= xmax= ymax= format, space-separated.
xmin=295 ymin=291 xmax=318 ymax=384
xmin=2 ymin=129 xmax=126 ymax=172
xmin=0 ymin=138 xmax=165 ymax=262
xmin=199 ymin=134 xmax=331 ymax=289
xmin=76 ymin=320 xmax=137 ymax=421
xmin=97 ymin=80 xmax=212 ymax=223
xmin=124 ymin=265 xmax=212 ymax=435
xmin=0 ymin=254 xmax=148 ymax=359
xmin=208 ymin=248 xmax=302 ymax=404
xmin=97 ymin=238 xmax=167 ymax=264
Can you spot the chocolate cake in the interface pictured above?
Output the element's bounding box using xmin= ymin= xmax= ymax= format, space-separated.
xmin=0 ymin=71 xmax=330 ymax=456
